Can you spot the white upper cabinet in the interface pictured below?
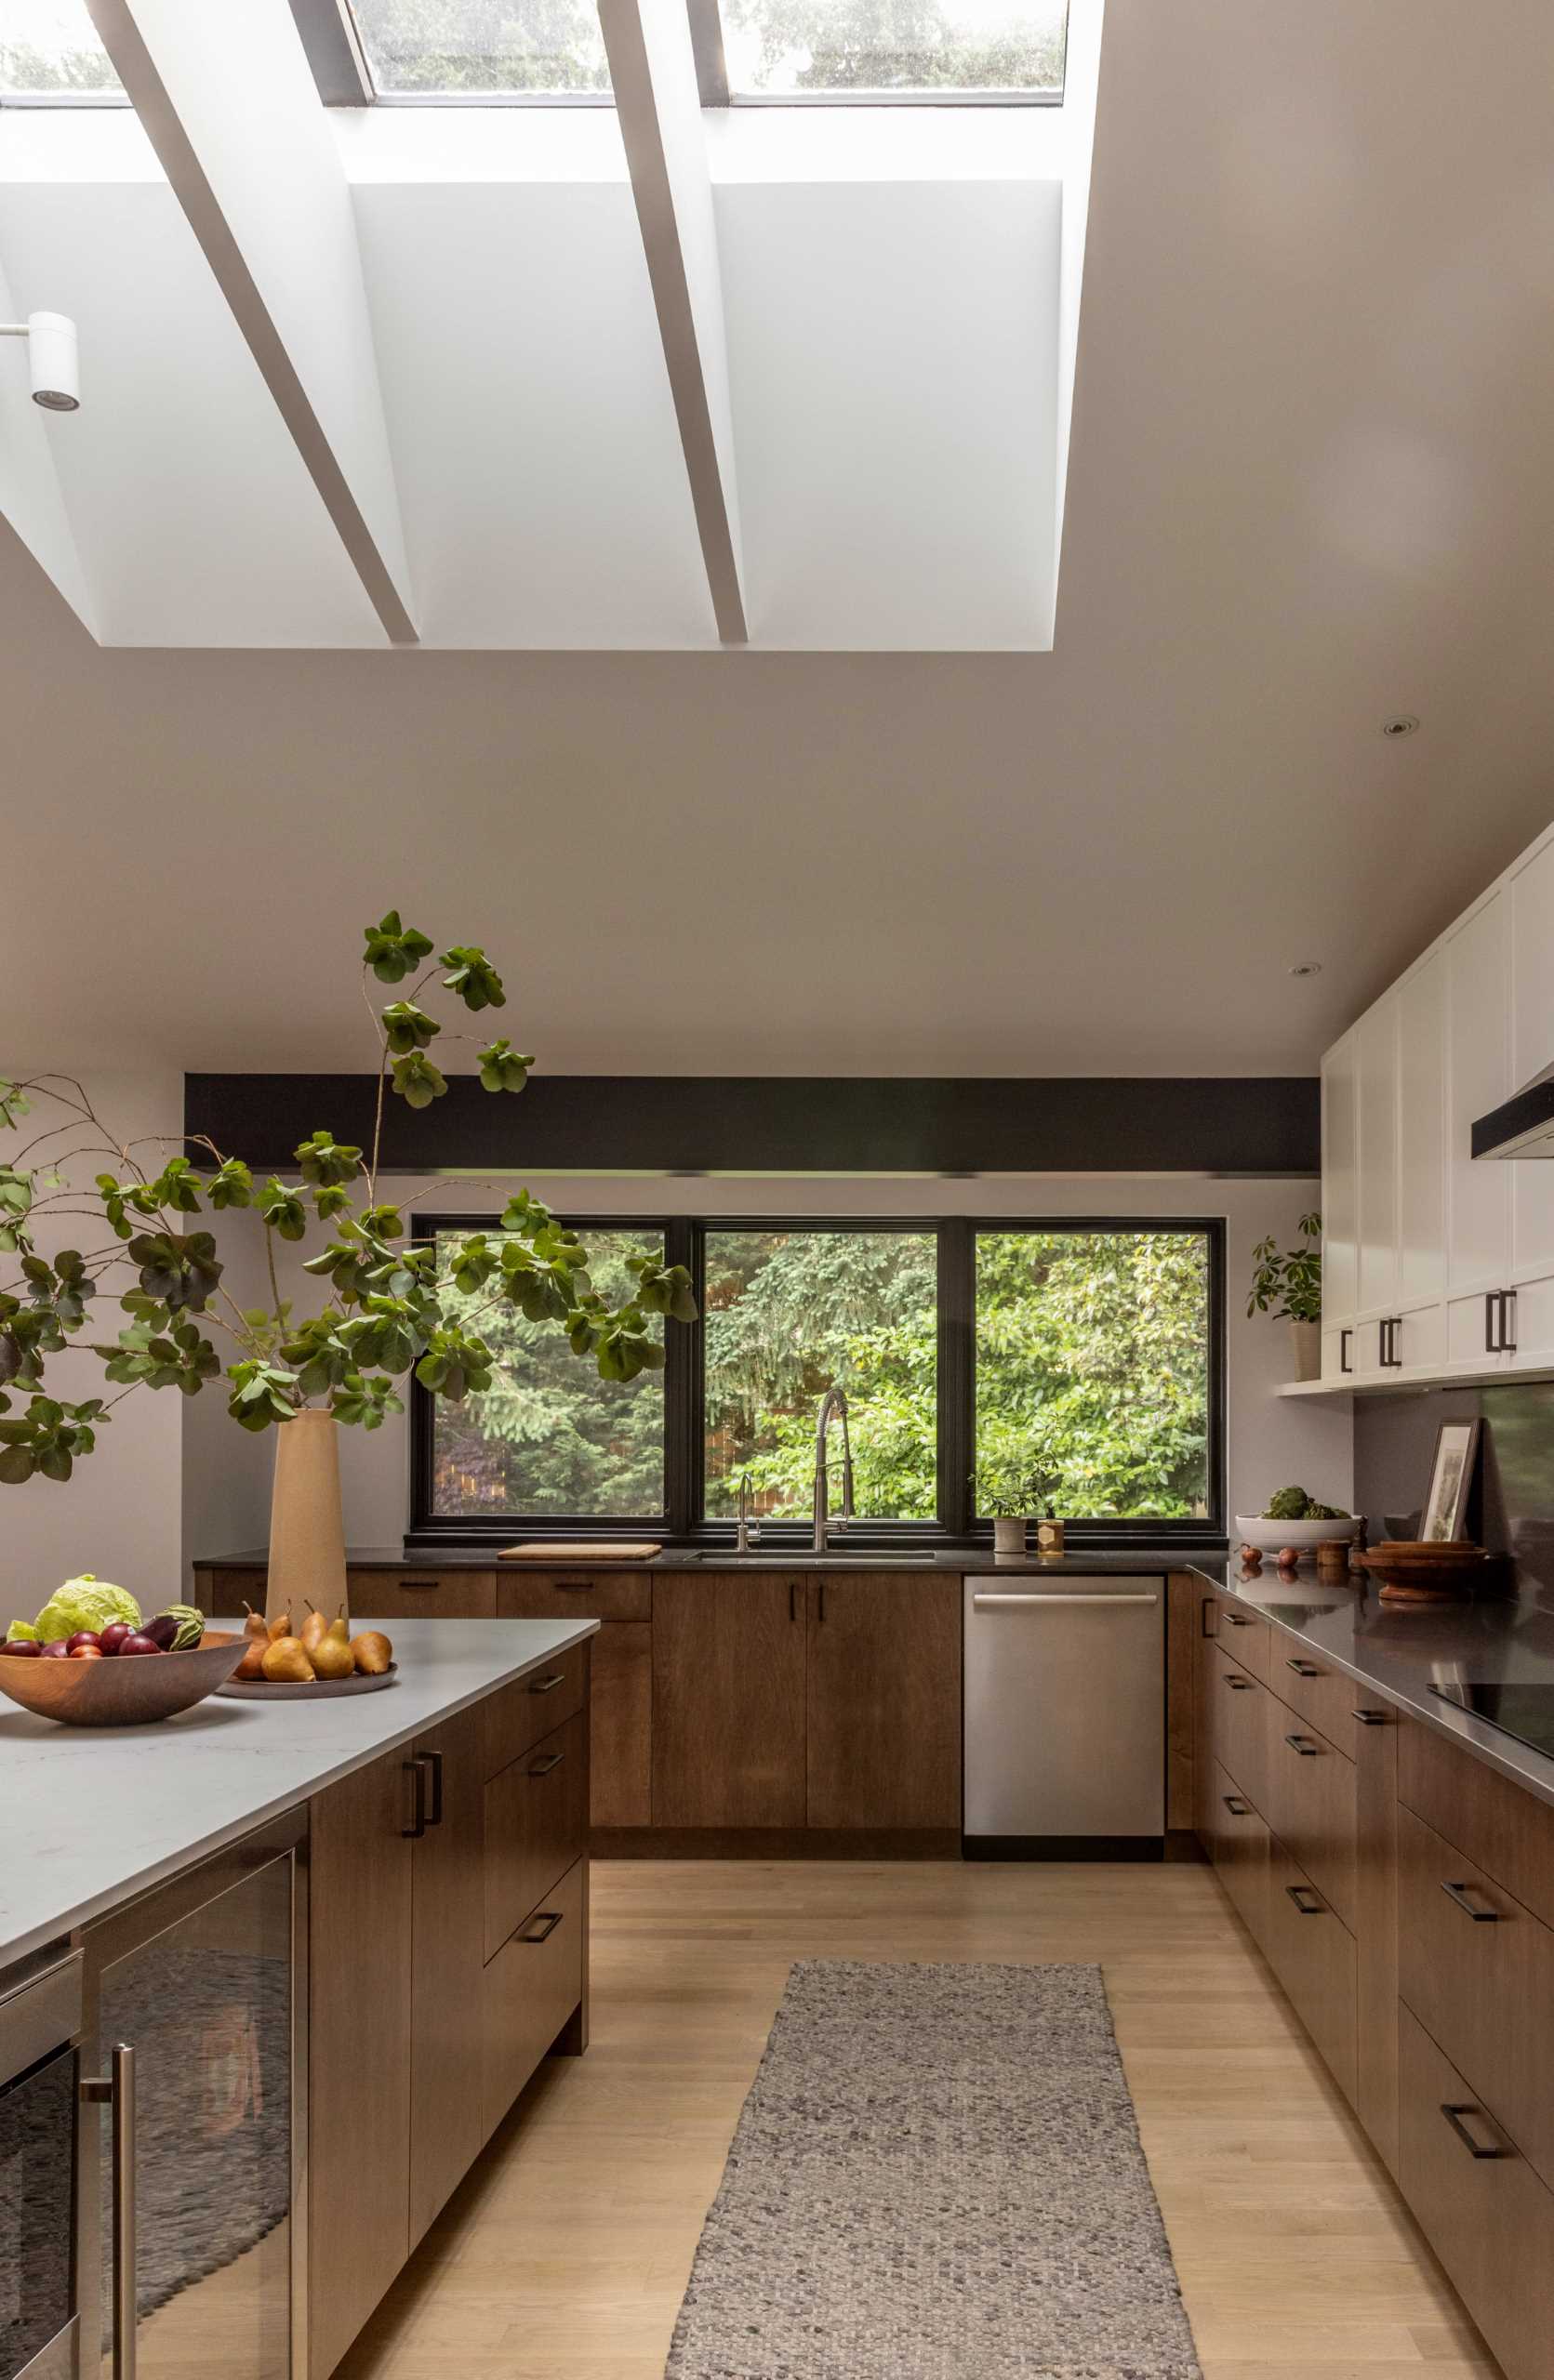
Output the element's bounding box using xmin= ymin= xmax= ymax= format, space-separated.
xmin=1355 ymin=997 xmax=1400 ymax=1322
xmin=1445 ymin=891 xmax=1510 ymax=1297
xmin=1509 ymin=838 xmax=1554 ymax=1285
xmin=1320 ymin=1029 xmax=1358 ymax=1331
xmin=1396 ymin=949 xmax=1446 ymax=1307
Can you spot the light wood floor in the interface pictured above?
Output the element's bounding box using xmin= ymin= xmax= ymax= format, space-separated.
xmin=335 ymin=1859 xmax=1494 ymax=2380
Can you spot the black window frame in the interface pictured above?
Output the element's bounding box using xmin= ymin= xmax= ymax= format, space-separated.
xmin=407 ymin=1211 xmax=1226 ymax=1551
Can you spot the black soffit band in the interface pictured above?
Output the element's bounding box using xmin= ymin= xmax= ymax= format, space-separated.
xmin=183 ymin=1074 xmax=1321 ymax=1179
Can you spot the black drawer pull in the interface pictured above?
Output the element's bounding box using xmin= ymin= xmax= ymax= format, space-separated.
xmin=1223 ymin=1674 xmax=1254 ymax=1691
xmin=1223 ymin=1612 xmax=1251 ymax=1627
xmin=403 ymin=1577 xmax=443 ymax=1591
xmin=529 ymin=1671 xmax=566 ymax=1695
xmin=424 ymin=1748 xmax=444 ymax=1827
xmin=1441 ymin=2101 xmax=1509 ymax=2159
xmin=555 ymin=1579 xmax=595 ymax=1592
xmin=1500 ymin=1289 xmax=1518 ymax=1354
xmin=1222 ymin=1793 xmax=1253 ymax=1818
xmin=1285 ymin=1659 xmax=1322 ymax=1678
xmin=527 ymin=1750 xmax=565 ymax=1778
xmin=1285 ymin=1884 xmax=1324 ymax=1915
xmin=1284 ymin=1733 xmax=1321 ymax=1755
xmin=1352 ymin=1708 xmax=1388 ymax=1726
xmin=518 ymin=1909 xmax=564 ymax=1945
xmin=1201 ymin=1596 xmax=1216 ymax=1638
xmin=403 ymin=1755 xmax=431 ymax=1839
xmin=1441 ymin=1878 xmax=1501 ymax=1923
xmin=1339 ymin=1327 xmax=1352 ymax=1373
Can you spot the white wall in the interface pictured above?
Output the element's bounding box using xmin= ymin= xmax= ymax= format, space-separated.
xmin=0 ymin=1067 xmax=185 ymax=1629
xmin=181 ymin=1170 xmax=1350 ymax=1571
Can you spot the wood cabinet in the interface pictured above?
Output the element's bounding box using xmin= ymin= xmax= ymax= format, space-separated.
xmin=347 ymin=1567 xmax=498 ymax=1621
xmin=496 ymin=1569 xmax=652 ymax=1621
xmin=1263 ymin=1831 xmax=1357 ymax=2105
xmin=651 ymin=1570 xmax=807 ymax=1827
xmin=805 ymin=1572 xmax=961 ymax=1830
xmin=485 ymin=1709 xmax=589 ymax=1958
xmin=1320 ymin=1028 xmax=1358 ymax=1344
xmin=407 ymin=1700 xmax=486 ymax=2246
xmin=589 ymin=1619 xmax=651 ymax=1827
xmin=1352 ymin=1701 xmax=1400 ymax=2175
xmin=1260 ymin=1706 xmax=1356 ymax=1932
xmin=309 ymin=1752 xmax=415 ymax=2380
xmin=484 ymin=1857 xmax=586 ymax=2142
xmin=1355 ymin=996 xmax=1400 ymax=1325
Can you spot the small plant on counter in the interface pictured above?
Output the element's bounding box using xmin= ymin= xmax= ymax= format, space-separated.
xmin=1246 ymin=1212 xmax=1322 ymax=1324
xmin=979 ymin=1468 xmax=1051 ymax=1520
xmin=0 ymin=909 xmax=697 ymax=1487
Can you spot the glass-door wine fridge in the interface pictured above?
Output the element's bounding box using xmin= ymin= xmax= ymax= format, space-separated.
xmin=78 ymin=1811 xmax=308 ymax=2380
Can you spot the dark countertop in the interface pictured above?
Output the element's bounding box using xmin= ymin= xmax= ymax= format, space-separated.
xmin=195 ymin=1543 xmax=1226 ymax=1575
xmin=1190 ymin=1558 xmax=1554 ymax=1814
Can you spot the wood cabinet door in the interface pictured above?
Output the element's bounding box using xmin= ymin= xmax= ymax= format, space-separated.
xmin=805 ymin=1574 xmax=961 ymax=1831
xmin=310 ymin=1752 xmax=414 ymax=2380
xmin=348 ymin=1567 xmax=497 ymax=1622
xmin=590 ymin=1620 xmax=651 ymax=1827
xmin=408 ymin=1701 xmax=486 ymax=2248
xmin=650 ymin=1571 xmax=806 ymax=1827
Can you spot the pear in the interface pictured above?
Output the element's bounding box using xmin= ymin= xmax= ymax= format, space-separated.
xmin=267 ymin=1607 xmax=293 ymax=1643
xmin=261 ymin=1634 xmax=315 ymax=1683
xmin=351 ymin=1630 xmax=393 ymax=1676
xmin=299 ymin=1602 xmax=328 ymax=1654
xmin=311 ymin=1617 xmax=355 ymax=1681
xmin=236 ymin=1602 xmax=270 ymax=1680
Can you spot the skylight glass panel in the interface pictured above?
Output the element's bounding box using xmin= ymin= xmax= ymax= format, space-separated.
xmin=721 ymin=0 xmax=1067 ymax=98
xmin=0 ymin=0 xmax=124 ymax=99
xmin=345 ymin=0 xmax=611 ymax=98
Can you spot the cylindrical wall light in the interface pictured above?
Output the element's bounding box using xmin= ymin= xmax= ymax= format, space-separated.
xmin=0 ymin=311 xmax=81 ymax=411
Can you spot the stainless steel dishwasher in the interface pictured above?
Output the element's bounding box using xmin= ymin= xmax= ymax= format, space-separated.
xmin=963 ymin=1574 xmax=1166 ymax=1858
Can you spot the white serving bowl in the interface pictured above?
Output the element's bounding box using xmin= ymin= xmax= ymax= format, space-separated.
xmin=1235 ymin=1514 xmax=1363 ymax=1555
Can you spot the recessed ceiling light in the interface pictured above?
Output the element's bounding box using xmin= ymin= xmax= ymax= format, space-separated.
xmin=1381 ymin=714 xmax=1419 ymax=738
xmin=1289 ymin=960 xmax=1322 ymax=977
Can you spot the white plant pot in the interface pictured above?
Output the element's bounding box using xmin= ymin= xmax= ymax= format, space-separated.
xmin=992 ymin=1516 xmax=1029 ymax=1558
xmin=267 ymin=1408 xmax=349 ymax=1626
xmin=1289 ymin=1318 xmax=1322 ymax=1382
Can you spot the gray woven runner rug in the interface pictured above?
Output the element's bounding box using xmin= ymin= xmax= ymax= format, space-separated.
xmin=665 ymin=1959 xmax=1202 ymax=2380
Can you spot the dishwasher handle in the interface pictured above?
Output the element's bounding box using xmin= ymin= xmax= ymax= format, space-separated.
xmin=971 ymin=1591 xmax=1160 ymax=1607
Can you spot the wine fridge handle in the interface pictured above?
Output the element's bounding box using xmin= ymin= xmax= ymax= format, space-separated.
xmin=84 ymin=2043 xmax=138 ymax=2380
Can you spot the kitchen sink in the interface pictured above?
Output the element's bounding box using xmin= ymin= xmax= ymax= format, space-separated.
xmin=669 ymin=1551 xmax=939 ymax=1567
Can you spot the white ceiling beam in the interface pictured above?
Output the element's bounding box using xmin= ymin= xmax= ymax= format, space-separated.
xmin=598 ymin=0 xmax=746 ymax=645
xmin=85 ymin=0 xmax=417 ymax=645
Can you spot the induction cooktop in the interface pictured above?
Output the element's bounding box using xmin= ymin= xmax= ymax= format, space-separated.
xmin=1429 ymin=1681 xmax=1554 ymax=1761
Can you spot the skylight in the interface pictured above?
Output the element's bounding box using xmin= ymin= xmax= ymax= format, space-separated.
xmin=0 ymin=0 xmax=124 ymax=101
xmin=719 ymin=0 xmax=1068 ymax=100
xmin=344 ymin=0 xmax=612 ymax=99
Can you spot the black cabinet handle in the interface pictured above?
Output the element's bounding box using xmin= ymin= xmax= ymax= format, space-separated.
xmin=519 ymin=1910 xmax=564 ymax=1945
xmin=1340 ymin=1327 xmax=1352 ymax=1374
xmin=1201 ymin=1595 xmax=1216 ymax=1638
xmin=1285 ymin=1658 xmax=1322 ymax=1678
xmin=1352 ymin=1708 xmax=1388 ymax=1726
xmin=404 ymin=1576 xmax=443 ymax=1591
xmin=527 ymin=1749 xmax=565 ymax=1778
xmin=1500 ymin=1289 xmax=1518 ymax=1354
xmin=1485 ymin=1291 xmax=1499 ymax=1355
xmin=1441 ymin=1878 xmax=1501 ymax=1923
xmin=403 ymin=1755 xmax=430 ymax=1838
xmin=817 ymin=1580 xmax=826 ymax=1623
xmin=1222 ymin=1793 xmax=1252 ymax=1817
xmin=1441 ymin=2102 xmax=1508 ymax=2159
xmin=529 ymin=1670 xmax=565 ymax=1695
xmin=1223 ymin=1611 xmax=1251 ymax=1626
xmin=1285 ymin=1884 xmax=1324 ymax=1914
xmin=1378 ymin=1316 xmax=1402 ymax=1368
xmin=556 ymin=1579 xmax=595 ymax=1593
xmin=1223 ymin=1673 xmax=1253 ymax=1691
xmin=1284 ymin=1733 xmax=1321 ymax=1756
xmin=790 ymin=1579 xmax=798 ymax=1622
xmin=424 ymin=1749 xmax=444 ymax=1827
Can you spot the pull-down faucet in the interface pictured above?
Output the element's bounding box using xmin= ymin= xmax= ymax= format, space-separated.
xmin=812 ymin=1386 xmax=856 ymax=1554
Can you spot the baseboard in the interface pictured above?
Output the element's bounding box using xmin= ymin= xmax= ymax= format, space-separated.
xmin=591 ymin=1827 xmax=963 ymax=1860
xmin=963 ymin=1833 xmax=1166 ymax=1861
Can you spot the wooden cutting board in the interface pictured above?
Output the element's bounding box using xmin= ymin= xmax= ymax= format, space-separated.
xmin=498 ymin=1541 xmax=659 ymax=1562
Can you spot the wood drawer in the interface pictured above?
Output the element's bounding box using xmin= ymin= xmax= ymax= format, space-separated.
xmin=1203 ymin=1589 xmax=1268 ymax=1677
xmin=1210 ymin=1758 xmax=1270 ymax=1947
xmin=349 ymin=1567 xmax=497 ymax=1621
xmin=1269 ymin=1644 xmax=1360 ymax=1757
xmin=193 ymin=1565 xmax=269 ymax=1618
xmin=1261 ymin=1707 xmax=1356 ymax=1931
xmin=1400 ymin=1717 xmax=1554 ymax=1932
xmin=1398 ymin=2003 xmax=1554 ymax=2380
xmin=1209 ymin=1645 xmax=1268 ymax=1809
xmin=483 ymin=1641 xmax=589 ymax=1778
xmin=1264 ymin=1835 xmax=1357 ymax=2105
xmin=1397 ymin=1802 xmax=1554 ymax=2195
xmin=485 ymin=1710 xmax=589 ymax=1961
xmin=483 ymin=1857 xmax=585 ymax=2142
xmin=497 ymin=1568 xmax=652 ymax=1622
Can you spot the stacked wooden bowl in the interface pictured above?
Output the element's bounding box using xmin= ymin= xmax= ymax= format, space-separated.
xmin=1355 ymin=1541 xmax=1496 ymax=1604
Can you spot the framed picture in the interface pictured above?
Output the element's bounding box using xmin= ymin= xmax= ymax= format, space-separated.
xmin=1421 ymin=1418 xmax=1481 ymax=1542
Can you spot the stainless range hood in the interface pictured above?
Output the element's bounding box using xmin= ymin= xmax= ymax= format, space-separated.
xmin=1473 ymin=1069 xmax=1554 ymax=1159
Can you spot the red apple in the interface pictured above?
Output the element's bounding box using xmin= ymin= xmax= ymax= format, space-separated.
xmin=117 ymin=1633 xmax=161 ymax=1658
xmin=99 ymin=1621 xmax=134 ymax=1656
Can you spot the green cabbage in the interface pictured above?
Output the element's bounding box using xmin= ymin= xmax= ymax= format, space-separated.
xmin=6 ymin=1620 xmax=38 ymax=1642
xmin=30 ymin=1574 xmax=141 ymax=1645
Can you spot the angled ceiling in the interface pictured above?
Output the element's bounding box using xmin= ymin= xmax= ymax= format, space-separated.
xmin=3 ymin=0 xmax=1554 ymax=1086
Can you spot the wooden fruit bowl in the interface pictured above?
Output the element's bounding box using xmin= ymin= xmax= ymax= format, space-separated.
xmin=1356 ymin=1546 xmax=1497 ymax=1604
xmin=0 ymin=1631 xmax=246 ymax=1726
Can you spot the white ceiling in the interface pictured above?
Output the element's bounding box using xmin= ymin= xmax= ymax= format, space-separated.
xmin=3 ymin=0 xmax=1554 ymax=1082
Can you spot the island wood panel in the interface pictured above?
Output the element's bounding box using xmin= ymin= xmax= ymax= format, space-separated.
xmin=1353 ymin=1699 xmax=1401 ymax=2176
xmin=310 ymin=1752 xmax=415 ymax=2380
xmin=651 ymin=1570 xmax=805 ymax=1828
xmin=804 ymin=1572 xmax=961 ymax=1831
xmin=482 ymin=1640 xmax=589 ymax=1777
xmin=408 ymin=1700 xmax=487 ymax=2249
xmin=588 ymin=1619 xmax=651 ymax=1828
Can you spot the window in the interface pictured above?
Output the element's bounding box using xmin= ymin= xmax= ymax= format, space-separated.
xmin=975 ymin=1229 xmax=1213 ymax=1521
xmin=719 ymin=0 xmax=1068 ymax=99
xmin=342 ymin=0 xmax=611 ymax=99
xmin=0 ymin=0 xmax=124 ymax=101
xmin=703 ymin=1227 xmax=937 ymax=1519
xmin=429 ymin=1225 xmax=665 ymax=1517
xmin=412 ymin=1213 xmax=1223 ymax=1540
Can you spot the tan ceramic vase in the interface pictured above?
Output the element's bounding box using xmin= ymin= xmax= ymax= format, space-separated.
xmin=266 ymin=1408 xmax=349 ymax=1627
xmin=1289 ymin=1318 xmax=1322 ymax=1382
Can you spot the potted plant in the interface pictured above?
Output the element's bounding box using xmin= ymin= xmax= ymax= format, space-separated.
xmin=1247 ymin=1210 xmax=1322 ymax=1381
xmin=0 ymin=910 xmax=697 ymax=1618
xmin=981 ymin=1468 xmax=1046 ymax=1558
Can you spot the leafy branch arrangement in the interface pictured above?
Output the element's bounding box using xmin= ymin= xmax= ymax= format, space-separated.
xmin=1246 ymin=1211 xmax=1322 ymax=1326
xmin=978 ymin=1465 xmax=1056 ymax=1520
xmin=0 ymin=910 xmax=696 ymax=1486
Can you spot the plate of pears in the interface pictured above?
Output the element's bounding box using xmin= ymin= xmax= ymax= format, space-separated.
xmin=219 ymin=1602 xmax=397 ymax=1698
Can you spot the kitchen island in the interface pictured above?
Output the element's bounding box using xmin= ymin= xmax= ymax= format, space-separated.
xmin=1 ymin=1615 xmax=597 ymax=2380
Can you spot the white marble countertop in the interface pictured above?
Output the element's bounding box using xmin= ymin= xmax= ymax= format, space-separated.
xmin=0 ymin=1614 xmax=597 ymax=1971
